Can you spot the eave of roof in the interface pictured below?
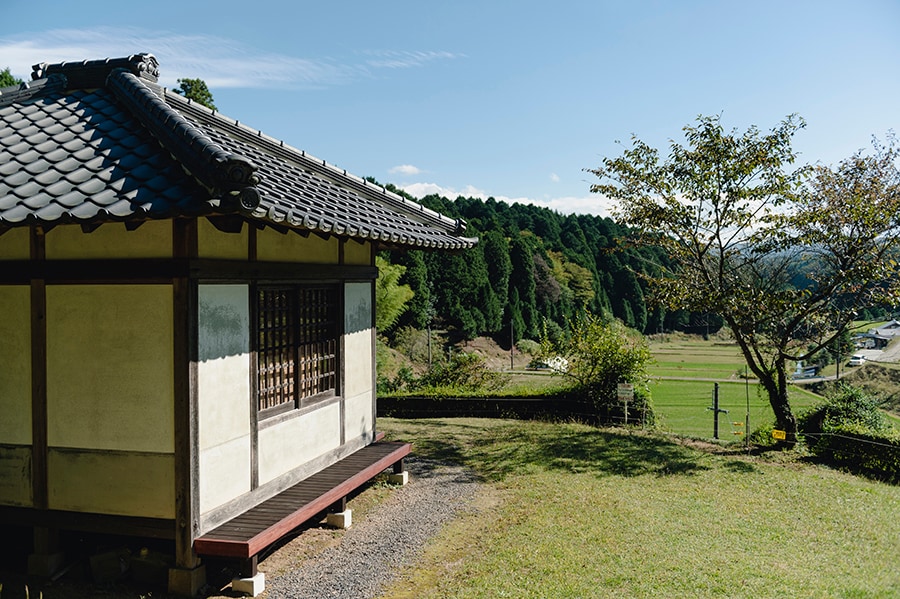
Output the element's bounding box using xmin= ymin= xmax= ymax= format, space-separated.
xmin=0 ymin=53 xmax=477 ymax=251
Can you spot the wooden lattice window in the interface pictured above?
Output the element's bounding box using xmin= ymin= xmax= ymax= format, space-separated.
xmin=257 ymin=285 xmax=338 ymax=416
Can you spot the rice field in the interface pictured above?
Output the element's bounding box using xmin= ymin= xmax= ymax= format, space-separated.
xmin=647 ymin=336 xmax=823 ymax=439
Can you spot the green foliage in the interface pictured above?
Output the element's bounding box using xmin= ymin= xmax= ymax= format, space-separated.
xmin=392 ymin=326 xmax=438 ymax=363
xmin=806 ymin=423 xmax=900 ymax=484
xmin=589 ymin=115 xmax=900 ymax=439
xmin=543 ymin=312 xmax=653 ymax=424
xmin=0 ymin=67 xmax=23 ymax=88
xmin=415 ymin=352 xmax=506 ymax=395
xmin=375 ymin=255 xmax=414 ymax=333
xmin=798 ymin=384 xmax=899 ymax=482
xmin=799 ymin=383 xmax=890 ymax=435
xmin=173 ymin=77 xmax=217 ymax=110
xmin=515 ymin=338 xmax=541 ymax=356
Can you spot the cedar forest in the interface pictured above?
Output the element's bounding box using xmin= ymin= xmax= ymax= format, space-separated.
xmin=379 ymin=185 xmax=717 ymax=344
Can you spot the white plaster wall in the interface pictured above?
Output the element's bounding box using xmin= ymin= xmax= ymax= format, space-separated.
xmin=257 ymin=403 xmax=341 ymax=486
xmin=197 ymin=285 xmax=252 ymax=513
xmin=343 ymin=282 xmax=375 ymax=440
xmin=46 ymin=285 xmax=174 ymax=453
xmin=0 ymin=286 xmax=31 ymax=445
xmin=0 ymin=227 xmax=29 ymax=259
xmin=198 ymin=218 xmax=249 ymax=260
xmin=199 ymin=436 xmax=251 ymax=514
xmin=344 ymin=390 xmax=374 ymax=444
xmin=45 ymin=221 xmax=172 ymax=259
xmin=343 ymin=329 xmax=373 ymax=402
xmin=256 ymin=227 xmax=338 ymax=263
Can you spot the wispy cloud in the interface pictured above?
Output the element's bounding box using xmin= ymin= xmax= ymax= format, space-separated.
xmin=0 ymin=27 xmax=459 ymax=89
xmin=389 ymin=164 xmax=423 ymax=176
xmin=400 ymin=181 xmax=614 ymax=217
xmin=550 ymin=173 xmax=560 ymax=183
xmin=363 ymin=50 xmax=464 ymax=69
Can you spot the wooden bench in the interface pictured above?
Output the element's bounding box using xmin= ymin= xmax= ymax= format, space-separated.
xmin=194 ymin=440 xmax=410 ymax=572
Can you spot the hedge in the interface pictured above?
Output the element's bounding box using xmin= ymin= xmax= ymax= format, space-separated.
xmin=806 ymin=425 xmax=900 ymax=484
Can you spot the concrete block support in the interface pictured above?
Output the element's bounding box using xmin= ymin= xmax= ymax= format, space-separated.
xmin=232 ymin=572 xmax=266 ymax=596
xmin=326 ymin=508 xmax=352 ymax=529
xmin=168 ymin=563 xmax=207 ymax=597
xmin=28 ymin=527 xmax=65 ymax=577
xmin=388 ymin=470 xmax=409 ymax=485
xmin=27 ymin=551 xmax=66 ymax=577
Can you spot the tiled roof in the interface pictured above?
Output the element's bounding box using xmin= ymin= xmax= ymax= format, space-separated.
xmin=0 ymin=53 xmax=477 ymax=250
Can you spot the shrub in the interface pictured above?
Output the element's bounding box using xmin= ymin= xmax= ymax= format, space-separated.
xmin=540 ymin=312 xmax=654 ymax=426
xmin=415 ymin=352 xmax=507 ymax=395
xmin=516 ymin=338 xmax=541 ymax=356
xmin=798 ymin=383 xmax=890 ymax=435
xmin=798 ymin=384 xmax=899 ymax=482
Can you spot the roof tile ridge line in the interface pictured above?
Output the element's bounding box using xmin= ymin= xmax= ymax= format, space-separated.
xmin=163 ymin=88 xmax=465 ymax=235
xmin=0 ymin=74 xmax=67 ymax=107
xmin=106 ymin=69 xmax=258 ymax=197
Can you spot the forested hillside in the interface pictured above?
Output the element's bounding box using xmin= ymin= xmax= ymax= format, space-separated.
xmin=382 ymin=190 xmax=721 ymax=343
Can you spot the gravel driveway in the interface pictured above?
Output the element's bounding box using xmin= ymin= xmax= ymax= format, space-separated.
xmin=261 ymin=457 xmax=481 ymax=599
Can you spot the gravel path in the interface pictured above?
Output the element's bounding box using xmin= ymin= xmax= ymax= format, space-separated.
xmin=262 ymin=457 xmax=481 ymax=599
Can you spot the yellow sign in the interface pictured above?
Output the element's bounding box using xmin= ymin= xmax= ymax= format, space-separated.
xmin=772 ymin=429 xmax=787 ymax=440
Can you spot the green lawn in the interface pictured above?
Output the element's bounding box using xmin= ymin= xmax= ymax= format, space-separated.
xmin=379 ymin=418 xmax=900 ymax=599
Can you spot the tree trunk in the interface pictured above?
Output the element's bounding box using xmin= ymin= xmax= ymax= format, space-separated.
xmin=765 ymin=363 xmax=799 ymax=446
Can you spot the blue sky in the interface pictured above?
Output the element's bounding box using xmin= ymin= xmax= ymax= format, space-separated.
xmin=2 ymin=0 xmax=898 ymax=216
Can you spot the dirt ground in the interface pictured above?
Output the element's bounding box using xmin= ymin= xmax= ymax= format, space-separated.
xmin=454 ymin=336 xmax=533 ymax=371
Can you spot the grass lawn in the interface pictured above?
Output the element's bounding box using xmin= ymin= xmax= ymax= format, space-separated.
xmin=379 ymin=417 xmax=900 ymax=599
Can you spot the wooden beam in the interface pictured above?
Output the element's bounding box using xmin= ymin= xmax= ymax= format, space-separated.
xmin=30 ymin=226 xmax=47 ymax=510
xmin=173 ymin=219 xmax=201 ymax=570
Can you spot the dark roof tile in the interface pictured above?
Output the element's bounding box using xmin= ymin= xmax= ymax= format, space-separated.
xmin=1 ymin=203 xmax=33 ymax=222
xmin=76 ymin=178 xmax=107 ymax=196
xmin=55 ymin=157 xmax=82 ymax=174
xmin=1 ymin=53 xmax=476 ymax=249
xmin=33 ymin=168 xmax=64 ymax=186
xmin=24 ymin=158 xmax=51 ymax=176
xmin=55 ymin=190 xmax=86 ymax=207
xmin=64 ymin=169 xmax=93 ymax=184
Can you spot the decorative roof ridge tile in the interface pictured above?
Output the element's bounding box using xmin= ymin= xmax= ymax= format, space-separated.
xmin=32 ymin=53 xmax=160 ymax=89
xmin=164 ymin=89 xmax=471 ymax=238
xmin=107 ymin=69 xmax=260 ymax=214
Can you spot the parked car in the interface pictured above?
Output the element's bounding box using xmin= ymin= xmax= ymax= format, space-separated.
xmin=848 ymin=354 xmax=866 ymax=367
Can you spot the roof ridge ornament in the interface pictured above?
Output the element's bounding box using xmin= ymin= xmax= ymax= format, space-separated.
xmin=107 ymin=68 xmax=260 ymax=213
xmin=32 ymin=53 xmax=160 ymax=88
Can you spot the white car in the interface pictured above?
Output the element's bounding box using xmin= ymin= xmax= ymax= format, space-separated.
xmin=847 ymin=354 xmax=866 ymax=367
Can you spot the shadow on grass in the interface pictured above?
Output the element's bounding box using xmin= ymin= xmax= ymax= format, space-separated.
xmin=391 ymin=420 xmax=712 ymax=481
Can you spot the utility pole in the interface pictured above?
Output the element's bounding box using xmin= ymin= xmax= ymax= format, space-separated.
xmin=510 ymin=320 xmax=514 ymax=371
xmin=707 ymin=382 xmax=728 ymax=440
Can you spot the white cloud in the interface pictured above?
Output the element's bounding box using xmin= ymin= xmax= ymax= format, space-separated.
xmin=400 ymin=182 xmax=615 ymax=218
xmin=363 ymin=50 xmax=464 ymax=69
xmin=0 ymin=27 xmax=457 ymax=89
xmin=389 ymin=164 xmax=423 ymax=176
xmin=550 ymin=173 xmax=560 ymax=183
